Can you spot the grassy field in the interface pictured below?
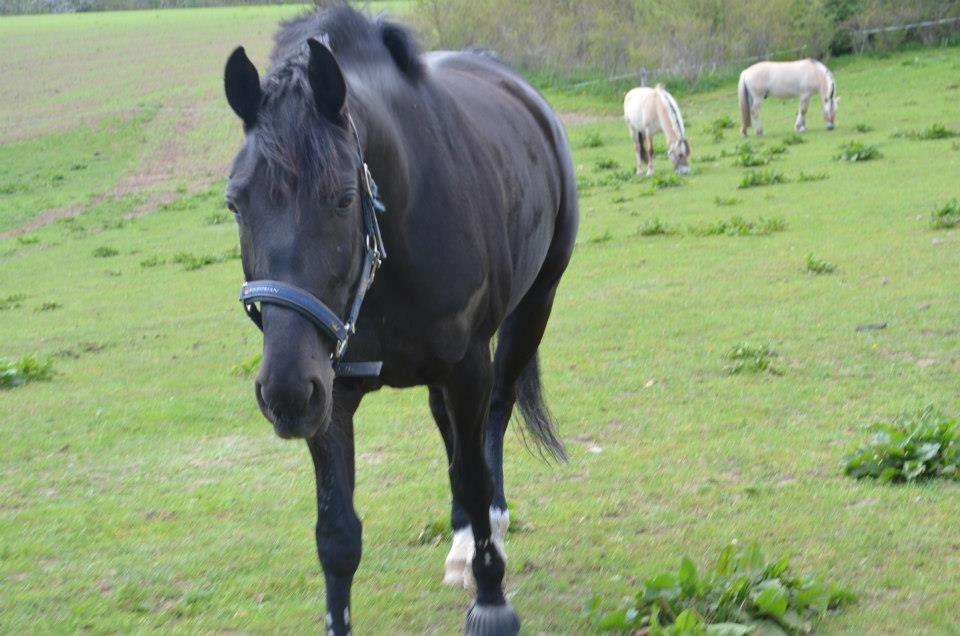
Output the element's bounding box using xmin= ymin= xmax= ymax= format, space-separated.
xmin=1 ymin=6 xmax=960 ymax=634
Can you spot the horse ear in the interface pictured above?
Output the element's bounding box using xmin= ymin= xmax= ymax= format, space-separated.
xmin=225 ymin=46 xmax=262 ymax=129
xmin=307 ymin=38 xmax=347 ymax=120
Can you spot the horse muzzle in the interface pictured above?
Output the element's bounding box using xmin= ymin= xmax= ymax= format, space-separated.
xmin=255 ymin=373 xmax=331 ymax=439
xmin=676 ymin=165 xmax=691 ymax=176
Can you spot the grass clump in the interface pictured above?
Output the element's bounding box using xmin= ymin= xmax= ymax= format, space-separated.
xmin=732 ymin=143 xmax=769 ymax=168
xmin=586 ymin=541 xmax=855 ymax=634
xmin=587 ymin=230 xmax=613 ymax=244
xmin=172 ymin=246 xmax=240 ymax=271
xmin=638 ymin=218 xmax=677 ymax=237
xmin=834 ymin=141 xmax=882 ymax=162
xmin=16 ymin=235 xmax=40 ymax=245
xmin=844 ymin=407 xmax=960 ymax=482
xmin=805 ymin=253 xmax=836 ymax=274
xmin=725 ymin=343 xmax=782 ymax=375
xmin=854 ymin=123 xmax=873 ymax=133
xmin=929 ymin=198 xmax=960 ymax=229
xmin=910 ymin=123 xmax=959 ymax=140
xmin=595 ymin=158 xmax=620 ymax=171
xmin=652 ymin=173 xmax=684 ymax=189
xmin=0 ymin=355 xmax=55 ymax=389
xmin=714 ymin=195 xmax=738 ymax=207
xmin=798 ymin=172 xmax=829 ymax=183
xmin=783 ymin=132 xmax=806 ymax=146
xmin=579 ymin=132 xmax=603 ymax=148
xmin=35 ymin=302 xmax=62 ymax=312
xmin=415 ymin=518 xmax=450 ymax=546
xmin=691 ymin=216 xmax=786 ymax=237
xmin=708 ymin=115 xmax=735 ymax=141
xmin=204 ymin=211 xmax=232 ymax=225
xmin=738 ymin=169 xmax=786 ymax=189
xmin=0 ymin=293 xmax=27 ymax=311
xmin=139 ymin=256 xmax=166 ymax=268
xmin=230 ymin=353 xmax=262 ymax=378
xmin=92 ymin=246 xmax=120 ymax=258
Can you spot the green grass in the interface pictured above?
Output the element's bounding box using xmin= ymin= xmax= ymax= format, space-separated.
xmin=1 ymin=10 xmax=960 ymax=634
xmin=834 ymin=141 xmax=882 ymax=162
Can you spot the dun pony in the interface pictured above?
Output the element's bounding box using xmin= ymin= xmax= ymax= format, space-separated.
xmin=738 ymin=59 xmax=838 ymax=136
xmin=623 ymin=84 xmax=691 ymax=177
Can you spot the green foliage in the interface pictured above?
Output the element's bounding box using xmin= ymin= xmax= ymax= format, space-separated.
xmin=805 ymin=253 xmax=836 ymax=274
xmin=92 ymin=245 xmax=120 ymax=258
xmin=725 ymin=344 xmax=782 ymax=375
xmin=834 ymin=141 xmax=882 ymax=162
xmin=844 ymin=407 xmax=960 ymax=483
xmin=653 ymin=173 xmax=684 ymax=189
xmin=708 ymin=116 xmax=735 ymax=141
xmin=732 ymin=142 xmax=770 ymax=167
xmin=35 ymin=302 xmax=62 ymax=312
xmin=587 ymin=230 xmax=613 ymax=244
xmin=798 ymin=171 xmax=829 ymax=182
xmin=638 ymin=218 xmax=677 ymax=237
xmin=738 ymin=169 xmax=786 ymax=189
xmin=595 ymin=158 xmax=620 ymax=171
xmin=230 ymin=353 xmax=262 ymax=378
xmin=0 ymin=354 xmax=55 ymax=389
xmin=139 ymin=255 xmax=166 ymax=268
xmin=171 ymin=246 xmax=240 ymax=271
xmin=16 ymin=235 xmax=40 ymax=245
xmin=0 ymin=293 xmax=27 ymax=311
xmin=783 ymin=133 xmax=806 ymax=146
xmin=204 ymin=211 xmax=232 ymax=225
xmin=909 ymin=123 xmax=960 ymax=140
xmin=586 ymin=541 xmax=855 ymax=634
xmin=579 ymin=132 xmax=604 ymax=149
xmin=690 ymin=216 xmax=786 ymax=237
xmin=929 ymin=198 xmax=960 ymax=229
xmin=854 ymin=123 xmax=873 ymax=133
xmin=415 ymin=518 xmax=450 ymax=546
xmin=714 ymin=195 xmax=738 ymax=207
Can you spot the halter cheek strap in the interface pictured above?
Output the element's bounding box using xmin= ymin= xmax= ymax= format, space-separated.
xmin=238 ymin=114 xmax=386 ymax=379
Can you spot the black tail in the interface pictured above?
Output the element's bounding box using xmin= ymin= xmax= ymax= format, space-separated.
xmin=515 ymin=353 xmax=567 ymax=463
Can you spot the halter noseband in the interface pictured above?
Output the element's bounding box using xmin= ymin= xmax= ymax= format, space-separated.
xmin=238 ymin=114 xmax=387 ymax=378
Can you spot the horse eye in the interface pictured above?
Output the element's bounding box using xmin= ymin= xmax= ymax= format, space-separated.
xmin=336 ymin=193 xmax=356 ymax=211
xmin=225 ymin=199 xmax=239 ymax=215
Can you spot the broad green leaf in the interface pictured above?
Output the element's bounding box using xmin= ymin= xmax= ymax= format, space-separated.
xmin=753 ymin=583 xmax=788 ymax=619
xmin=679 ymin=556 xmax=699 ymax=594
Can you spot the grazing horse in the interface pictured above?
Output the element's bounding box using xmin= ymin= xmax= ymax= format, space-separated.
xmin=222 ymin=7 xmax=577 ymax=635
xmin=738 ymin=59 xmax=838 ymax=136
xmin=623 ymin=84 xmax=691 ymax=177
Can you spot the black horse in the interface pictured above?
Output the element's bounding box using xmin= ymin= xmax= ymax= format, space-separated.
xmin=223 ymin=7 xmax=577 ymax=634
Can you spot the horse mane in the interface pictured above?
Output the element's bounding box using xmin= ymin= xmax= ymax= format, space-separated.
xmin=812 ymin=59 xmax=835 ymax=99
xmin=655 ymin=84 xmax=685 ymax=140
xmin=255 ymin=6 xmax=425 ymax=199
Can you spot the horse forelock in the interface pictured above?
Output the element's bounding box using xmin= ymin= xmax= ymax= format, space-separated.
xmin=256 ymin=49 xmax=353 ymax=200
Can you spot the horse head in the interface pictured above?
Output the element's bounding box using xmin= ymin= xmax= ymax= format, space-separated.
xmin=224 ymin=40 xmax=366 ymax=439
xmin=668 ymin=138 xmax=692 ymax=175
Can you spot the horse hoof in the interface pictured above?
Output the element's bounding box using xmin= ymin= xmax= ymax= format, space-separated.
xmin=465 ymin=603 xmax=520 ymax=636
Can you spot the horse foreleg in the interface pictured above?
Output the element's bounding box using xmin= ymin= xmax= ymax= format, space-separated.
xmin=796 ymin=94 xmax=811 ymax=132
xmin=444 ymin=341 xmax=520 ymax=636
xmin=307 ymin=383 xmax=364 ymax=636
xmin=431 ymin=387 xmax=475 ymax=586
xmin=630 ymin=127 xmax=644 ymax=176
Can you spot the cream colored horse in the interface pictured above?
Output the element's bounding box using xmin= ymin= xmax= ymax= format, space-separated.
xmin=624 ymin=84 xmax=691 ymax=176
xmin=738 ymin=59 xmax=838 ymax=136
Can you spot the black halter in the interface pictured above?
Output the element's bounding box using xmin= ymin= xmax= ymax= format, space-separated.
xmin=238 ymin=114 xmax=387 ymax=378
